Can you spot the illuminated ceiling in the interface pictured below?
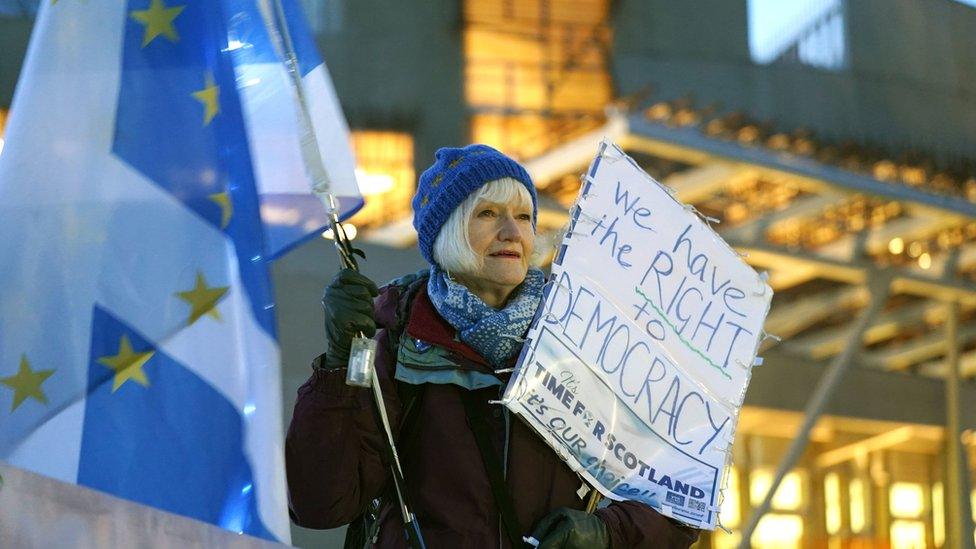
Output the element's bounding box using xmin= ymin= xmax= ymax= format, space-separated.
xmin=515 ymin=106 xmax=976 ymax=382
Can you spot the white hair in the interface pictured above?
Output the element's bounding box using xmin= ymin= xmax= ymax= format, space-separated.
xmin=432 ymin=177 xmax=536 ymax=274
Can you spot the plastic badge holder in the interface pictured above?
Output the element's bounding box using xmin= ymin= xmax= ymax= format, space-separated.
xmin=345 ymin=336 xmax=376 ymax=387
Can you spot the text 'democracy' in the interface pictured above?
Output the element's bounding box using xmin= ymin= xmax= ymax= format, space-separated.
xmin=504 ymin=142 xmax=772 ymax=530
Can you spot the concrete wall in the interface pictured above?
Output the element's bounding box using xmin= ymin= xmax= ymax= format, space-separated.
xmin=611 ymin=0 xmax=976 ymax=162
xmin=309 ymin=0 xmax=467 ymax=174
xmin=0 ymin=463 xmax=284 ymax=549
xmin=0 ymin=17 xmax=33 ymax=108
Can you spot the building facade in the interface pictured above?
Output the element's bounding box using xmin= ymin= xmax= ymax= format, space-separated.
xmin=2 ymin=1 xmax=975 ymax=547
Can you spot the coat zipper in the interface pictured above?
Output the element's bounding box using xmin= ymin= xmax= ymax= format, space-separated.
xmin=500 ymin=397 xmax=511 ymax=549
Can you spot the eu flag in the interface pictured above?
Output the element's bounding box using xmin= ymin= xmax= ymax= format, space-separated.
xmin=0 ymin=0 xmax=359 ymax=541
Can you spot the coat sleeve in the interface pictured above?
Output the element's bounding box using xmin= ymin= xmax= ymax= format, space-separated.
xmin=284 ymin=328 xmax=402 ymax=529
xmin=594 ymin=500 xmax=700 ymax=548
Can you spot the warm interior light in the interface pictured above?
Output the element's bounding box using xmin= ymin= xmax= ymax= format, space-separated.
xmin=464 ymin=0 xmax=611 ymax=159
xmin=932 ymin=482 xmax=945 ymax=547
xmin=321 ymin=223 xmax=357 ymax=241
xmin=824 ymin=472 xmax=842 ymax=535
xmin=720 ymin=467 xmax=741 ymax=528
xmin=889 ymin=482 xmax=924 ymax=518
xmin=348 ymin=131 xmax=414 ymax=231
xmin=752 ymin=514 xmax=803 ymax=549
xmin=711 ymin=531 xmax=741 ymax=549
xmin=890 ymin=520 xmax=926 ymax=549
xmin=355 ymin=168 xmax=396 ymax=196
xmin=907 ymin=241 xmax=923 ymax=258
xmin=750 ymin=469 xmax=803 ymax=511
xmin=849 ymin=478 xmax=866 ymax=533
xmin=918 ymin=252 xmax=932 ymax=269
xmin=888 ymin=237 xmax=904 ymax=254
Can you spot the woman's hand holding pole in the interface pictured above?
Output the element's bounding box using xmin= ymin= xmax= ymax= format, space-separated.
xmin=321 ymin=268 xmax=378 ymax=370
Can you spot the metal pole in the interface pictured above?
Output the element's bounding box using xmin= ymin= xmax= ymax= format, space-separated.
xmin=945 ymin=301 xmax=975 ymax=549
xmin=737 ymin=276 xmax=890 ymax=548
xmin=256 ymin=4 xmax=424 ymax=547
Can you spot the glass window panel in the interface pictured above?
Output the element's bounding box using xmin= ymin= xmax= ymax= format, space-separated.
xmin=932 ymin=482 xmax=944 ymax=547
xmin=747 ymin=0 xmax=847 ymax=70
xmin=750 ymin=469 xmax=804 ymax=511
xmin=752 ymin=514 xmax=803 ymax=549
xmin=464 ymin=0 xmax=611 ymax=158
xmin=712 ymin=531 xmax=740 ymax=549
xmin=889 ymin=482 xmax=925 ymax=519
xmin=849 ymin=477 xmax=866 ymax=533
xmin=890 ymin=520 xmax=926 ymax=549
xmin=720 ymin=467 xmax=740 ymax=528
xmin=471 ymin=113 xmax=603 ymax=160
xmin=824 ymin=472 xmax=842 ymax=535
xmin=348 ymin=131 xmax=414 ymax=228
xmin=971 ymin=488 xmax=975 ymax=521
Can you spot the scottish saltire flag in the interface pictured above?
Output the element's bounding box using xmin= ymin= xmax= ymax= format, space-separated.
xmin=0 ymin=0 xmax=358 ymax=542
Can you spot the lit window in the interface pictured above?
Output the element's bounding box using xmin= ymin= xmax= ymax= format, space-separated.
xmin=464 ymin=0 xmax=612 ymax=159
xmin=720 ymin=467 xmax=741 ymax=528
xmin=888 ymin=482 xmax=926 ymax=549
xmin=752 ymin=514 xmax=803 ymax=549
xmin=890 ymin=520 xmax=926 ymax=549
xmin=849 ymin=477 xmax=866 ymax=533
xmin=747 ymin=0 xmax=847 ymax=71
xmin=971 ymin=488 xmax=976 ymax=521
xmin=932 ymin=483 xmax=944 ymax=548
xmin=750 ymin=469 xmax=804 ymax=511
xmin=348 ymin=131 xmax=414 ymax=229
xmin=712 ymin=532 xmax=740 ymax=549
xmin=824 ymin=472 xmax=842 ymax=535
xmin=889 ymin=482 xmax=925 ymax=519
xmin=299 ymin=0 xmax=343 ymax=35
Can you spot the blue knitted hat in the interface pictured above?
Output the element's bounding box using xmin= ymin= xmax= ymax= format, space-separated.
xmin=412 ymin=144 xmax=537 ymax=265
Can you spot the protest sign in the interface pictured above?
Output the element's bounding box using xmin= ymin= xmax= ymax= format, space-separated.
xmin=503 ymin=141 xmax=773 ymax=529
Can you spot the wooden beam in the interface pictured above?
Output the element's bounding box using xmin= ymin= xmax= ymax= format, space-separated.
xmin=861 ymin=323 xmax=976 ymax=371
xmin=815 ymin=426 xmax=918 ymax=468
xmin=917 ymin=350 xmax=976 ymax=379
xmin=720 ymin=191 xmax=847 ymax=244
xmin=729 ymin=241 xmax=976 ymax=304
xmin=661 ymin=163 xmax=746 ymax=204
xmin=764 ymin=286 xmax=868 ymax=340
xmin=787 ymin=300 xmax=976 ymax=360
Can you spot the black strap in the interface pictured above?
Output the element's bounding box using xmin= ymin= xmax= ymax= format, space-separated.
xmin=459 ymin=390 xmax=524 ymax=547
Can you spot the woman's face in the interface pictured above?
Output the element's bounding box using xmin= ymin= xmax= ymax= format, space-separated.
xmin=456 ymin=197 xmax=534 ymax=307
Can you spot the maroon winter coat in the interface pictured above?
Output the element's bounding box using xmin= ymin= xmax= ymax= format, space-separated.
xmin=286 ymin=279 xmax=700 ymax=548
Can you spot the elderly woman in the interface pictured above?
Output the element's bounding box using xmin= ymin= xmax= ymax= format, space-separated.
xmin=286 ymin=145 xmax=699 ymax=548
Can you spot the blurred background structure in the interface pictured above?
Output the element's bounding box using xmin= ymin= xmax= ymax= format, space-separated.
xmin=2 ymin=0 xmax=976 ymax=547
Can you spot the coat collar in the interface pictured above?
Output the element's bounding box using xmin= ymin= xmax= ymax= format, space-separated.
xmin=404 ymin=284 xmax=496 ymax=371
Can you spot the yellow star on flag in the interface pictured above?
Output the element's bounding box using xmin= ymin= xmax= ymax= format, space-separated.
xmin=192 ymin=72 xmax=221 ymax=126
xmin=1 ymin=355 xmax=55 ymax=412
xmin=98 ymin=335 xmax=154 ymax=393
xmin=176 ymin=271 xmax=229 ymax=325
xmin=209 ymin=191 xmax=233 ymax=229
xmin=129 ymin=0 xmax=186 ymax=48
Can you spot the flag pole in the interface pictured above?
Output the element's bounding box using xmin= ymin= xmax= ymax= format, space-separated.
xmin=257 ymin=3 xmax=425 ymax=547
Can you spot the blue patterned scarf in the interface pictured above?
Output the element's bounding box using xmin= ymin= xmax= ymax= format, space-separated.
xmin=427 ymin=266 xmax=545 ymax=368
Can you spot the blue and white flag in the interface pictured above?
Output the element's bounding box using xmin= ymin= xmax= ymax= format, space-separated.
xmin=0 ymin=0 xmax=358 ymax=542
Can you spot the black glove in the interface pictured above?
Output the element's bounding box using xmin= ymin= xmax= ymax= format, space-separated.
xmin=530 ymin=507 xmax=610 ymax=549
xmin=322 ymin=268 xmax=379 ymax=370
